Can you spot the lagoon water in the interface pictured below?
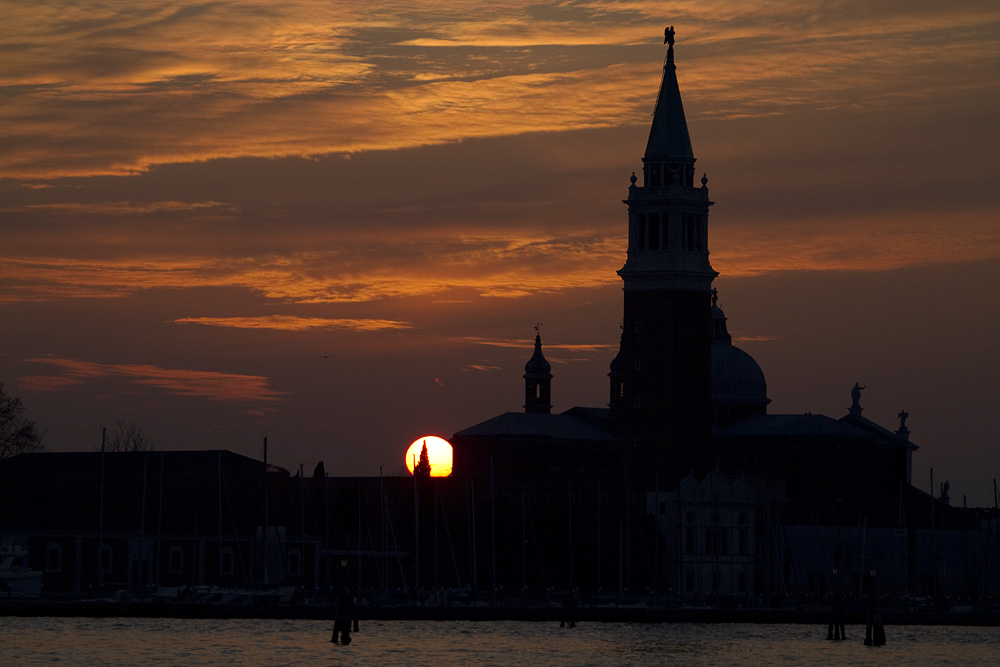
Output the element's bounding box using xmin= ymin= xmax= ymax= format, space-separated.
xmin=1 ymin=617 xmax=996 ymax=666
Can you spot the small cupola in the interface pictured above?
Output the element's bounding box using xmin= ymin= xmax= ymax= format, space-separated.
xmin=523 ymin=329 xmax=552 ymax=414
xmin=608 ymin=332 xmax=624 ymax=414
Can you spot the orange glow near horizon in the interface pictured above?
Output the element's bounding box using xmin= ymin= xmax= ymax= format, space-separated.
xmin=405 ymin=436 xmax=453 ymax=477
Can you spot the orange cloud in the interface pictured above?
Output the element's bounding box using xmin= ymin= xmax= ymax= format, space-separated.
xmin=16 ymin=376 xmax=83 ymax=392
xmin=6 ymin=201 xmax=233 ymax=216
xmin=713 ymin=212 xmax=1000 ymax=277
xmin=455 ymin=337 xmax=617 ymax=352
xmin=2 ymin=205 xmax=998 ymax=308
xmin=174 ymin=315 xmax=411 ymax=332
xmin=7 ymin=2 xmax=992 ymax=179
xmin=25 ymin=356 xmax=282 ymax=402
xmin=2 ymin=1 xmax=997 ymax=308
xmin=0 ymin=232 xmax=624 ymax=305
xmin=732 ymin=335 xmax=785 ymax=343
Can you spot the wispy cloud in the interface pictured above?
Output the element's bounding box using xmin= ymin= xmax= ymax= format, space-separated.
xmin=732 ymin=334 xmax=784 ymax=343
xmin=5 ymin=201 xmax=234 ymax=216
xmin=461 ymin=364 xmax=503 ymax=372
xmin=713 ymin=213 xmax=1000 ymax=277
xmin=174 ymin=315 xmax=411 ymax=332
xmin=0 ymin=233 xmax=624 ymax=304
xmin=455 ymin=336 xmax=617 ymax=352
xmin=16 ymin=375 xmax=83 ymax=392
xmin=5 ymin=2 xmax=996 ymax=178
xmin=25 ymin=356 xmax=283 ymax=402
xmin=2 ymin=1 xmax=996 ymax=307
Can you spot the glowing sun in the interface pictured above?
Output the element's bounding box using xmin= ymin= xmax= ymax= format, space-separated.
xmin=405 ymin=436 xmax=453 ymax=477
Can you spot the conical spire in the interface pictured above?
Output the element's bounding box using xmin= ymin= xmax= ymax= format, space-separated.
xmin=524 ymin=331 xmax=551 ymax=375
xmin=644 ymin=26 xmax=694 ymax=164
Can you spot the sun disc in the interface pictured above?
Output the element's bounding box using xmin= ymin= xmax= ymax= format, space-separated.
xmin=405 ymin=436 xmax=453 ymax=477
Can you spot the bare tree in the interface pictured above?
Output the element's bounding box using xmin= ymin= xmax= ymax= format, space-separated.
xmin=0 ymin=383 xmax=44 ymax=460
xmin=101 ymin=419 xmax=155 ymax=452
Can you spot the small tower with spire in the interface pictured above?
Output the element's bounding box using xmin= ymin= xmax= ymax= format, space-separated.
xmin=617 ymin=28 xmax=717 ymax=484
xmin=608 ymin=325 xmax=625 ymax=415
xmin=524 ymin=325 xmax=552 ymax=414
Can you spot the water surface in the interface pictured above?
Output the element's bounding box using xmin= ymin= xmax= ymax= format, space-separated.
xmin=1 ymin=618 xmax=996 ymax=666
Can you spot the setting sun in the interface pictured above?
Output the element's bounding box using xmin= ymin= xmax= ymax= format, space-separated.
xmin=405 ymin=436 xmax=453 ymax=477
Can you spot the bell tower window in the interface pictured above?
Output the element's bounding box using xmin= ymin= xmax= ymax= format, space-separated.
xmin=683 ymin=214 xmax=698 ymax=250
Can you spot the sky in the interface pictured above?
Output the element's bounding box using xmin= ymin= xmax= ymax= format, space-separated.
xmin=2 ymin=1 xmax=998 ymax=504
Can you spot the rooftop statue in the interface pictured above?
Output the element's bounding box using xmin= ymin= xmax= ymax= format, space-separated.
xmin=850 ymin=382 xmax=865 ymax=414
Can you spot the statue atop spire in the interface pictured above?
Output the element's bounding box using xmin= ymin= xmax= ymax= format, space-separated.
xmin=644 ymin=26 xmax=693 ymax=165
xmin=896 ymin=410 xmax=910 ymax=441
xmin=664 ymin=26 xmax=676 ymax=66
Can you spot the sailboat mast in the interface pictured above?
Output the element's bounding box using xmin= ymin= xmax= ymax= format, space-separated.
xmin=98 ymin=426 xmax=106 ymax=592
xmin=262 ymin=436 xmax=269 ymax=584
xmin=299 ymin=463 xmax=306 ymax=589
xmin=413 ymin=453 xmax=419 ymax=596
xmin=380 ymin=465 xmax=386 ymax=591
xmin=217 ymin=452 xmax=222 ymax=585
xmin=491 ymin=454 xmax=496 ymax=593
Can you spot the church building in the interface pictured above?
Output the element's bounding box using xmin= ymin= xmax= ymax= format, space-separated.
xmin=450 ymin=29 xmax=970 ymax=603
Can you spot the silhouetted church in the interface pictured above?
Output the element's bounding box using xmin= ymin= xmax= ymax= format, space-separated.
xmin=450 ymin=30 xmax=982 ymax=602
xmin=2 ymin=31 xmax=995 ymax=607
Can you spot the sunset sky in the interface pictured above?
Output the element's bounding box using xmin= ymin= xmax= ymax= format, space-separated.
xmin=2 ymin=2 xmax=998 ymax=504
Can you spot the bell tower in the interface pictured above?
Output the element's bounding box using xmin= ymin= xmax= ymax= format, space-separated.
xmin=617 ymin=28 xmax=716 ymax=484
xmin=523 ymin=327 xmax=552 ymax=414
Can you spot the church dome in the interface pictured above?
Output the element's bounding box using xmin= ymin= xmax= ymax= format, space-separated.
xmin=712 ymin=341 xmax=768 ymax=406
xmin=711 ymin=292 xmax=769 ymax=423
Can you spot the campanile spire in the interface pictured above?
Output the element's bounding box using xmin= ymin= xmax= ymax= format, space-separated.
xmin=645 ymin=25 xmax=694 ymax=180
xmin=620 ymin=28 xmax=715 ymax=292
